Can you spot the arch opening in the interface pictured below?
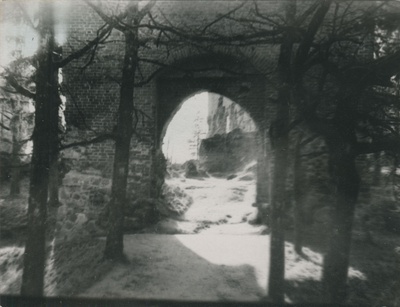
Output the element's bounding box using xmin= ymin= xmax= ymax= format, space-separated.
xmin=160 ymin=91 xmax=264 ymax=234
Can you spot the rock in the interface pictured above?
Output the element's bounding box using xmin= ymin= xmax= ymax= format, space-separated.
xmin=184 ymin=160 xmax=199 ymax=178
xmin=67 ymin=212 xmax=77 ymax=222
xmin=125 ymin=198 xmax=161 ymax=225
xmin=86 ymin=220 xmax=96 ymax=232
xmin=57 ymin=205 xmax=68 ymax=219
xmin=59 ymin=188 xmax=69 ymax=199
xmin=89 ymin=189 xmax=108 ymax=206
xmin=238 ymin=174 xmax=254 ymax=181
xmin=81 ymin=167 xmax=102 ymax=176
xmin=76 ymin=213 xmax=88 ymax=226
xmin=249 ymin=202 xmax=270 ymax=225
xmin=160 ymin=184 xmax=193 ymax=218
xmin=154 ymin=219 xmax=198 ymax=234
xmin=244 ymin=162 xmax=257 ymax=173
xmin=65 ymin=220 xmax=74 ymax=230
xmin=123 ymin=217 xmax=143 ymax=231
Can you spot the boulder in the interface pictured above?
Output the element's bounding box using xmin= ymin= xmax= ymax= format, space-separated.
xmin=184 ymin=160 xmax=199 ymax=178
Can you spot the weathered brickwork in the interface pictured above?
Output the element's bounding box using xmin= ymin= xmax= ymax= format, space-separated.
xmin=58 ymin=0 xmax=396 ymax=234
xmin=56 ymin=170 xmax=111 ymax=241
xmin=60 ymin=0 xmax=282 ymax=202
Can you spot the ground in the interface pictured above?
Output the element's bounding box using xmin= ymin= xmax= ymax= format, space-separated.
xmin=0 ymin=173 xmax=400 ymax=305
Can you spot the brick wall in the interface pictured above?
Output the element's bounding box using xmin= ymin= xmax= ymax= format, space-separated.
xmin=58 ymin=0 xmax=393 ymax=232
xmin=60 ymin=0 xmax=283 ymax=203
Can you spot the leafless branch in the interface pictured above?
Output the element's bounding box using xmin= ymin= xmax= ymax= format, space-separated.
xmin=16 ymin=1 xmax=38 ymax=30
xmin=0 ymin=123 xmax=10 ymax=131
xmin=84 ymin=0 xmax=126 ymax=31
xmin=60 ymin=133 xmax=115 ymax=150
xmin=0 ymin=86 xmax=19 ymax=95
xmin=58 ymin=23 xmax=113 ymax=68
xmin=356 ymin=137 xmax=400 ymax=154
xmin=295 ymin=0 xmax=332 ymax=72
xmin=138 ymin=0 xmax=157 ymax=22
xmin=200 ymin=2 xmax=246 ymax=35
xmin=300 ymin=150 xmax=328 ymax=158
xmin=4 ymin=75 xmax=36 ymax=99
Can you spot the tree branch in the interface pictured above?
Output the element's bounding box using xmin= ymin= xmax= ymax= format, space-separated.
xmin=295 ymin=0 xmax=332 ymax=73
xmin=356 ymin=137 xmax=400 ymax=154
xmin=4 ymin=75 xmax=36 ymax=99
xmin=60 ymin=133 xmax=115 ymax=150
xmin=58 ymin=23 xmax=113 ymax=68
xmin=147 ymin=11 xmax=283 ymax=45
xmin=0 ymin=122 xmax=10 ymax=131
xmin=138 ymin=0 xmax=157 ymax=22
xmin=200 ymin=2 xmax=246 ymax=35
xmin=84 ymin=0 xmax=126 ymax=32
xmin=0 ymin=86 xmax=19 ymax=95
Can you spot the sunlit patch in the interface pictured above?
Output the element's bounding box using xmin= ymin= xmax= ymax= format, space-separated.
xmin=0 ymin=21 xmax=39 ymax=67
xmin=348 ymin=267 xmax=367 ymax=281
xmin=0 ymin=246 xmax=24 ymax=294
xmin=176 ymin=234 xmax=269 ymax=292
xmin=285 ymin=242 xmax=367 ymax=282
xmin=162 ymin=92 xmax=209 ymax=164
xmin=0 ymin=1 xmax=68 ymax=68
xmin=44 ymin=238 xmax=57 ymax=295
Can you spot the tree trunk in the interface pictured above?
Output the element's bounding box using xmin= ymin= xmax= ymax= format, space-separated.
xmin=322 ymin=139 xmax=360 ymax=303
xmin=268 ymin=90 xmax=290 ymax=303
xmin=10 ymin=129 xmax=21 ymax=196
xmin=267 ymin=2 xmax=295 ymax=302
xmin=293 ymin=132 xmax=305 ymax=255
xmin=104 ymin=4 xmax=138 ymax=260
xmin=256 ymin=128 xmax=269 ymax=204
xmin=372 ymin=152 xmax=381 ymax=186
xmin=21 ymin=3 xmax=59 ymax=296
xmin=48 ymin=154 xmax=59 ymax=207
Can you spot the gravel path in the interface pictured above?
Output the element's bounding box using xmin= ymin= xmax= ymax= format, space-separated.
xmin=81 ymin=234 xmax=269 ymax=301
xmin=80 ymin=174 xmax=273 ymax=301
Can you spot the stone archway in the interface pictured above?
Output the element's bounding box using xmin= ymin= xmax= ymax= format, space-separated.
xmin=155 ymin=54 xmax=272 ymax=208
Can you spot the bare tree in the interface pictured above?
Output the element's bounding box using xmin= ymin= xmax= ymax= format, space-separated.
xmin=17 ymin=1 xmax=59 ymax=294
xmin=1 ymin=1 xmax=120 ymax=294
xmin=223 ymin=0 xmax=399 ymax=302
xmin=83 ymin=0 xmax=250 ymax=260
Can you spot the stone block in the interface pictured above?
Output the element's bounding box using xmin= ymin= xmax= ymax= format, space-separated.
xmin=59 ymin=188 xmax=69 ymax=200
xmin=65 ymin=220 xmax=74 ymax=230
xmin=57 ymin=205 xmax=68 ymax=219
xmin=76 ymin=213 xmax=88 ymax=226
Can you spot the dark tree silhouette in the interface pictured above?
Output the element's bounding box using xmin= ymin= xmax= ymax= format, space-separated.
xmin=224 ymin=0 xmax=400 ymax=302
xmin=83 ymin=0 xmax=158 ymax=260
xmin=2 ymin=1 xmax=119 ymax=294
xmin=19 ymin=2 xmax=59 ymax=295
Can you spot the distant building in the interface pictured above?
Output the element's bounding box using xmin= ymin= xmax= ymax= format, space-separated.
xmin=207 ymin=93 xmax=256 ymax=137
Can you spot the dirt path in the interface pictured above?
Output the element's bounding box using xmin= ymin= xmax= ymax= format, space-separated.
xmin=153 ymin=174 xmax=267 ymax=235
xmin=81 ymin=234 xmax=269 ymax=301
xmin=2 ymin=175 xmax=397 ymax=304
xmin=80 ymin=174 xmax=272 ymax=301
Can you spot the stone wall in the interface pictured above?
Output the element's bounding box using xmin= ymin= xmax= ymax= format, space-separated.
xmin=56 ymin=170 xmax=111 ymax=241
xmin=207 ymin=94 xmax=256 ymax=137
xmin=199 ymin=129 xmax=258 ymax=173
xmin=0 ymin=97 xmax=34 ymax=180
xmin=61 ymin=0 xmax=280 ymax=186
xmin=55 ymin=0 xmax=395 ymax=237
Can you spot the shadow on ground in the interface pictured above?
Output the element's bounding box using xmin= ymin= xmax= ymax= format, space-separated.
xmin=80 ymin=234 xmax=268 ymax=302
xmin=284 ymin=228 xmax=400 ymax=305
